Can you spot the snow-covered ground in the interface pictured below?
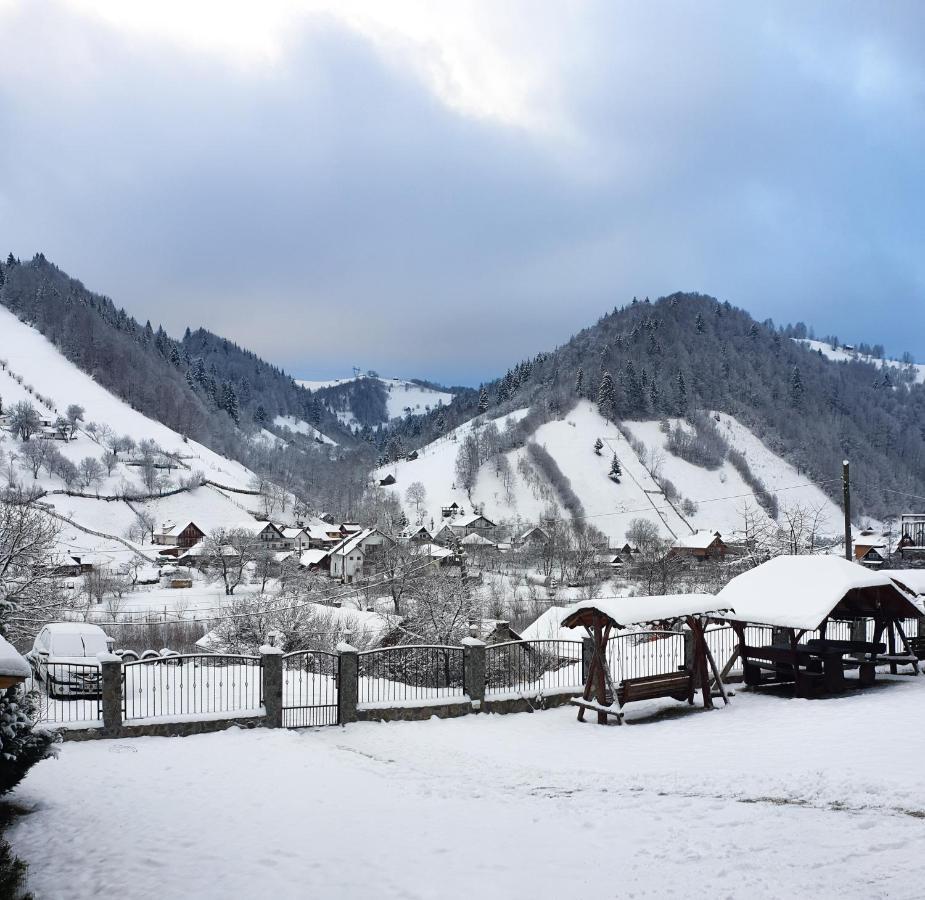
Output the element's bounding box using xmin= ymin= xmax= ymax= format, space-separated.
xmin=10 ymin=680 xmax=925 ymax=898
xmin=797 ymin=338 xmax=925 ymax=385
xmin=272 ymin=415 xmax=337 ymax=445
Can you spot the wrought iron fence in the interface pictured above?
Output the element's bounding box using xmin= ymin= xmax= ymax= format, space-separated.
xmin=122 ymin=654 xmax=262 ymax=721
xmin=26 ymin=662 xmax=102 ymax=726
xmin=357 ymin=645 xmax=465 ymax=706
xmin=282 ymin=651 xmax=339 ymax=727
xmin=607 ymin=631 xmax=685 ymax=681
xmin=484 ymin=639 xmax=583 ymax=696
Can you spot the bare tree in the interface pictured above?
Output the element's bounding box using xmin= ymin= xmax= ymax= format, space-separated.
xmin=101 ymin=450 xmax=119 ymax=476
xmin=777 ymin=502 xmax=831 ymax=555
xmin=202 ymin=527 xmax=259 ymax=595
xmin=65 ymin=404 xmax=85 ymax=439
xmin=405 ymin=481 xmax=427 ymax=520
xmin=0 ymin=494 xmax=71 ymax=643
xmin=9 ymin=401 xmax=41 ymax=442
xmin=77 ymin=456 xmax=104 ymax=489
xmin=19 ymin=438 xmax=51 ymax=479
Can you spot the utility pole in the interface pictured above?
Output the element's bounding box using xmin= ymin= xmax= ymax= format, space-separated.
xmin=842 ymin=459 xmax=852 ymax=562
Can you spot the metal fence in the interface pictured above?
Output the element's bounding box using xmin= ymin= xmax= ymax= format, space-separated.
xmin=282 ymin=651 xmax=339 ymax=727
xmin=357 ymin=645 xmax=465 ymax=706
xmin=122 ymin=654 xmax=263 ymax=721
xmin=485 ymin=639 xmax=583 ymax=696
xmin=27 ymin=662 xmax=102 ymax=726
xmin=607 ymin=631 xmax=685 ymax=681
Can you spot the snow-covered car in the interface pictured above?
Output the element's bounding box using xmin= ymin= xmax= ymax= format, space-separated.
xmin=26 ymin=623 xmax=114 ymax=699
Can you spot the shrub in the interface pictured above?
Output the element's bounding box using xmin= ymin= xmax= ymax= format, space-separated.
xmin=0 ymin=688 xmax=57 ymax=796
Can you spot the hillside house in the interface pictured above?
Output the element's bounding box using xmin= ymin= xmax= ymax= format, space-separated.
xmin=400 ymin=524 xmax=432 ymax=544
xmin=329 ymin=528 xmax=395 ymax=583
xmin=299 ymin=548 xmax=330 ymax=572
xmin=854 ymin=532 xmax=889 ymax=568
xmin=233 ymin=521 xmax=289 ymax=550
xmin=616 ymin=543 xmax=640 ymax=560
xmin=450 ymin=513 xmax=497 ymax=540
xmin=379 ymin=474 xmax=396 ymax=487
xmin=431 ymin=521 xmax=457 ymax=546
xmin=153 ymin=521 xmax=205 ymax=549
xmin=441 ymin=502 xmax=462 ymax=519
xmin=898 ymin=514 xmax=925 ymax=558
xmin=517 ymin=526 xmax=549 ymax=547
xmin=670 ymin=531 xmax=728 ymax=562
xmin=461 ymin=532 xmax=496 ymax=550
xmin=281 ymin=527 xmax=310 ymax=553
xmin=415 ymin=542 xmax=457 ymax=569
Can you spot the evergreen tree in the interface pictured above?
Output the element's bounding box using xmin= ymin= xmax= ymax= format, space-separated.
xmin=593 ymin=437 xmax=603 ymax=456
xmin=789 ymin=366 xmax=805 ymax=409
xmin=254 ymin=404 xmax=267 ymax=425
xmin=169 ymin=346 xmax=182 ymax=367
xmin=675 ymin=371 xmax=688 ymax=414
xmin=597 ymin=371 xmax=614 ymax=418
xmin=695 ymin=312 xmax=705 ymax=334
xmin=575 ymin=367 xmax=584 ymax=396
xmin=609 ymin=454 xmax=622 ymax=481
xmin=478 ymin=386 xmax=489 ymax=413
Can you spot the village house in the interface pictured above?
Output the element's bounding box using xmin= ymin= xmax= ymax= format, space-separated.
xmin=450 ymin=513 xmax=497 ymax=540
xmin=400 ymin=524 xmax=432 ymax=544
xmin=329 ymin=527 xmax=394 ymax=583
xmin=854 ymin=531 xmax=889 ymax=568
xmin=415 ymin=542 xmax=458 ymax=569
xmin=152 ymin=521 xmax=206 ymax=549
xmin=280 ymin=527 xmax=310 ymax=553
xmin=298 ymin=548 xmax=330 ymax=572
xmin=378 ymin=474 xmax=396 ymax=487
xmin=517 ymin=526 xmax=549 ymax=547
xmin=231 ymin=520 xmax=289 ymax=550
xmin=670 ymin=530 xmax=728 ymax=562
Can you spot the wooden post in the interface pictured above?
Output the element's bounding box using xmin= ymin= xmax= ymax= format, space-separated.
xmin=843 ymin=460 xmax=852 ymax=562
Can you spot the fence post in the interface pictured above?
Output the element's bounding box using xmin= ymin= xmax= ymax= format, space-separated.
xmin=337 ymin=642 xmax=359 ymax=725
xmin=918 ymin=615 xmax=925 ymax=640
xmin=582 ymin=637 xmax=594 ymax=684
xmin=99 ymin=652 xmax=123 ymax=736
xmin=683 ymin=630 xmax=695 ymax=671
xmin=260 ymin=644 xmax=284 ymax=728
xmin=850 ymin=618 xmax=867 ymax=644
xmin=462 ymin=636 xmax=485 ymax=710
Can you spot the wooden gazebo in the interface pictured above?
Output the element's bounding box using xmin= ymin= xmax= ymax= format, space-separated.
xmin=562 ymin=594 xmax=732 ymax=725
xmin=716 ymin=555 xmax=922 ymax=697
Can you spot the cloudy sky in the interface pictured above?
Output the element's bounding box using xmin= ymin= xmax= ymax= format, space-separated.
xmin=1 ymin=1 xmax=923 ymax=385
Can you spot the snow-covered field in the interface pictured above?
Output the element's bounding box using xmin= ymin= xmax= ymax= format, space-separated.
xmin=797 ymin=339 xmax=925 ymax=385
xmin=10 ymin=680 xmax=925 ymax=898
xmin=378 ymin=400 xmax=842 ymax=545
xmin=298 ymin=374 xmax=454 ymax=425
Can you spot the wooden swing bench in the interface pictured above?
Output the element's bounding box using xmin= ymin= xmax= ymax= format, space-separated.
xmin=570 ymin=670 xmax=692 ymax=719
xmin=562 ymin=596 xmax=731 ymax=726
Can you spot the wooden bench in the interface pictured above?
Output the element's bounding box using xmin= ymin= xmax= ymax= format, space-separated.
xmin=741 ymin=644 xmax=841 ymax=696
xmin=569 ymin=671 xmax=693 ymax=720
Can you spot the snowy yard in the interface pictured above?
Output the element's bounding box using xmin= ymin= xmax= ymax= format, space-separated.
xmin=9 ymin=679 xmax=925 ymax=899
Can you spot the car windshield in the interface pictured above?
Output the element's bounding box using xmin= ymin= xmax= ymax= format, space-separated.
xmin=51 ymin=633 xmax=107 ymax=657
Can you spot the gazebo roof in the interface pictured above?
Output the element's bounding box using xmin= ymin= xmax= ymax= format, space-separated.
xmin=716 ymin=555 xmax=919 ymax=630
xmin=562 ymin=594 xmax=725 ymax=630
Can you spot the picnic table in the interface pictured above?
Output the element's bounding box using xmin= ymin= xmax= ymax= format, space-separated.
xmin=741 ymin=640 xmax=888 ymax=696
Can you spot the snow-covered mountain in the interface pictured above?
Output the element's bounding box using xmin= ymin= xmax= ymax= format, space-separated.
xmin=375 ymin=399 xmax=847 ymax=545
xmin=299 ymin=375 xmax=454 ymax=428
xmin=0 ymin=305 xmax=280 ymax=576
xmin=796 ymin=339 xmax=925 ymax=385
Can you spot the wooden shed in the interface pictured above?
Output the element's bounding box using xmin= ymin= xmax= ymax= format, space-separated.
xmin=716 ymin=555 xmax=922 ymax=696
xmin=562 ymin=594 xmax=731 ymax=725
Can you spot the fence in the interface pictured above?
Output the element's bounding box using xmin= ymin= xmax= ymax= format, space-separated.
xmin=27 ymin=663 xmax=102 ymax=726
xmin=283 ymin=651 xmax=339 ymax=727
xmin=122 ymin=654 xmax=263 ymax=721
xmin=607 ymin=631 xmax=686 ymax=681
xmin=484 ymin=639 xmax=583 ymax=696
xmin=357 ymin=645 xmax=465 ymax=706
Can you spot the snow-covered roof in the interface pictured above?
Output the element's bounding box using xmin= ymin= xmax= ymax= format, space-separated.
xmin=854 ymin=533 xmax=887 ymax=549
xmin=888 ymin=569 xmax=925 ymax=597
xmin=454 ymin=513 xmax=495 ymax=528
xmin=673 ymin=531 xmax=723 ymax=550
xmin=461 ymin=532 xmax=495 ymax=546
xmin=231 ymin=520 xmax=282 ymax=536
xmin=562 ymin=594 xmax=721 ymax=629
xmin=330 ymin=527 xmax=381 ymax=557
xmin=416 ymin=543 xmax=453 ymax=559
xmin=281 ymin=527 xmax=307 ymax=539
xmin=0 ymin=634 xmax=31 ymax=679
xmin=522 ymin=606 xmax=579 ymax=642
xmin=306 ymin=525 xmax=340 ymax=541
xmin=299 ymin=549 xmax=329 ymax=567
xmin=716 ymin=555 xmax=919 ymax=630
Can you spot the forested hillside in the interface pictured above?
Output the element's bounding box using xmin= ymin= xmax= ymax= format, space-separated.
xmin=383 ymin=294 xmax=925 ymax=519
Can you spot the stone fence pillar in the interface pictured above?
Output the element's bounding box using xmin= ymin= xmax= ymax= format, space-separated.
xmin=260 ymin=645 xmax=284 ymax=728
xmin=337 ymin=642 xmax=359 ymax=725
xmin=98 ymin=652 xmax=123 ymax=736
xmin=462 ymin=637 xmax=485 ymax=710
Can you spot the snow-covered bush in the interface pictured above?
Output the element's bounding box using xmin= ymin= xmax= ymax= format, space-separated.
xmin=0 ymin=687 xmax=56 ymax=796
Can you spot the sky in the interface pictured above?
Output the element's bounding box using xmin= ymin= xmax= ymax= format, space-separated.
xmin=1 ymin=1 xmax=924 ymax=386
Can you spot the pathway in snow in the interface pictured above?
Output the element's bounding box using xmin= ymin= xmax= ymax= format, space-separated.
xmin=9 ymin=681 xmax=925 ymax=898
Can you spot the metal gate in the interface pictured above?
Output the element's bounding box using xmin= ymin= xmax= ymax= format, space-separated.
xmin=282 ymin=650 xmax=339 ymax=727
